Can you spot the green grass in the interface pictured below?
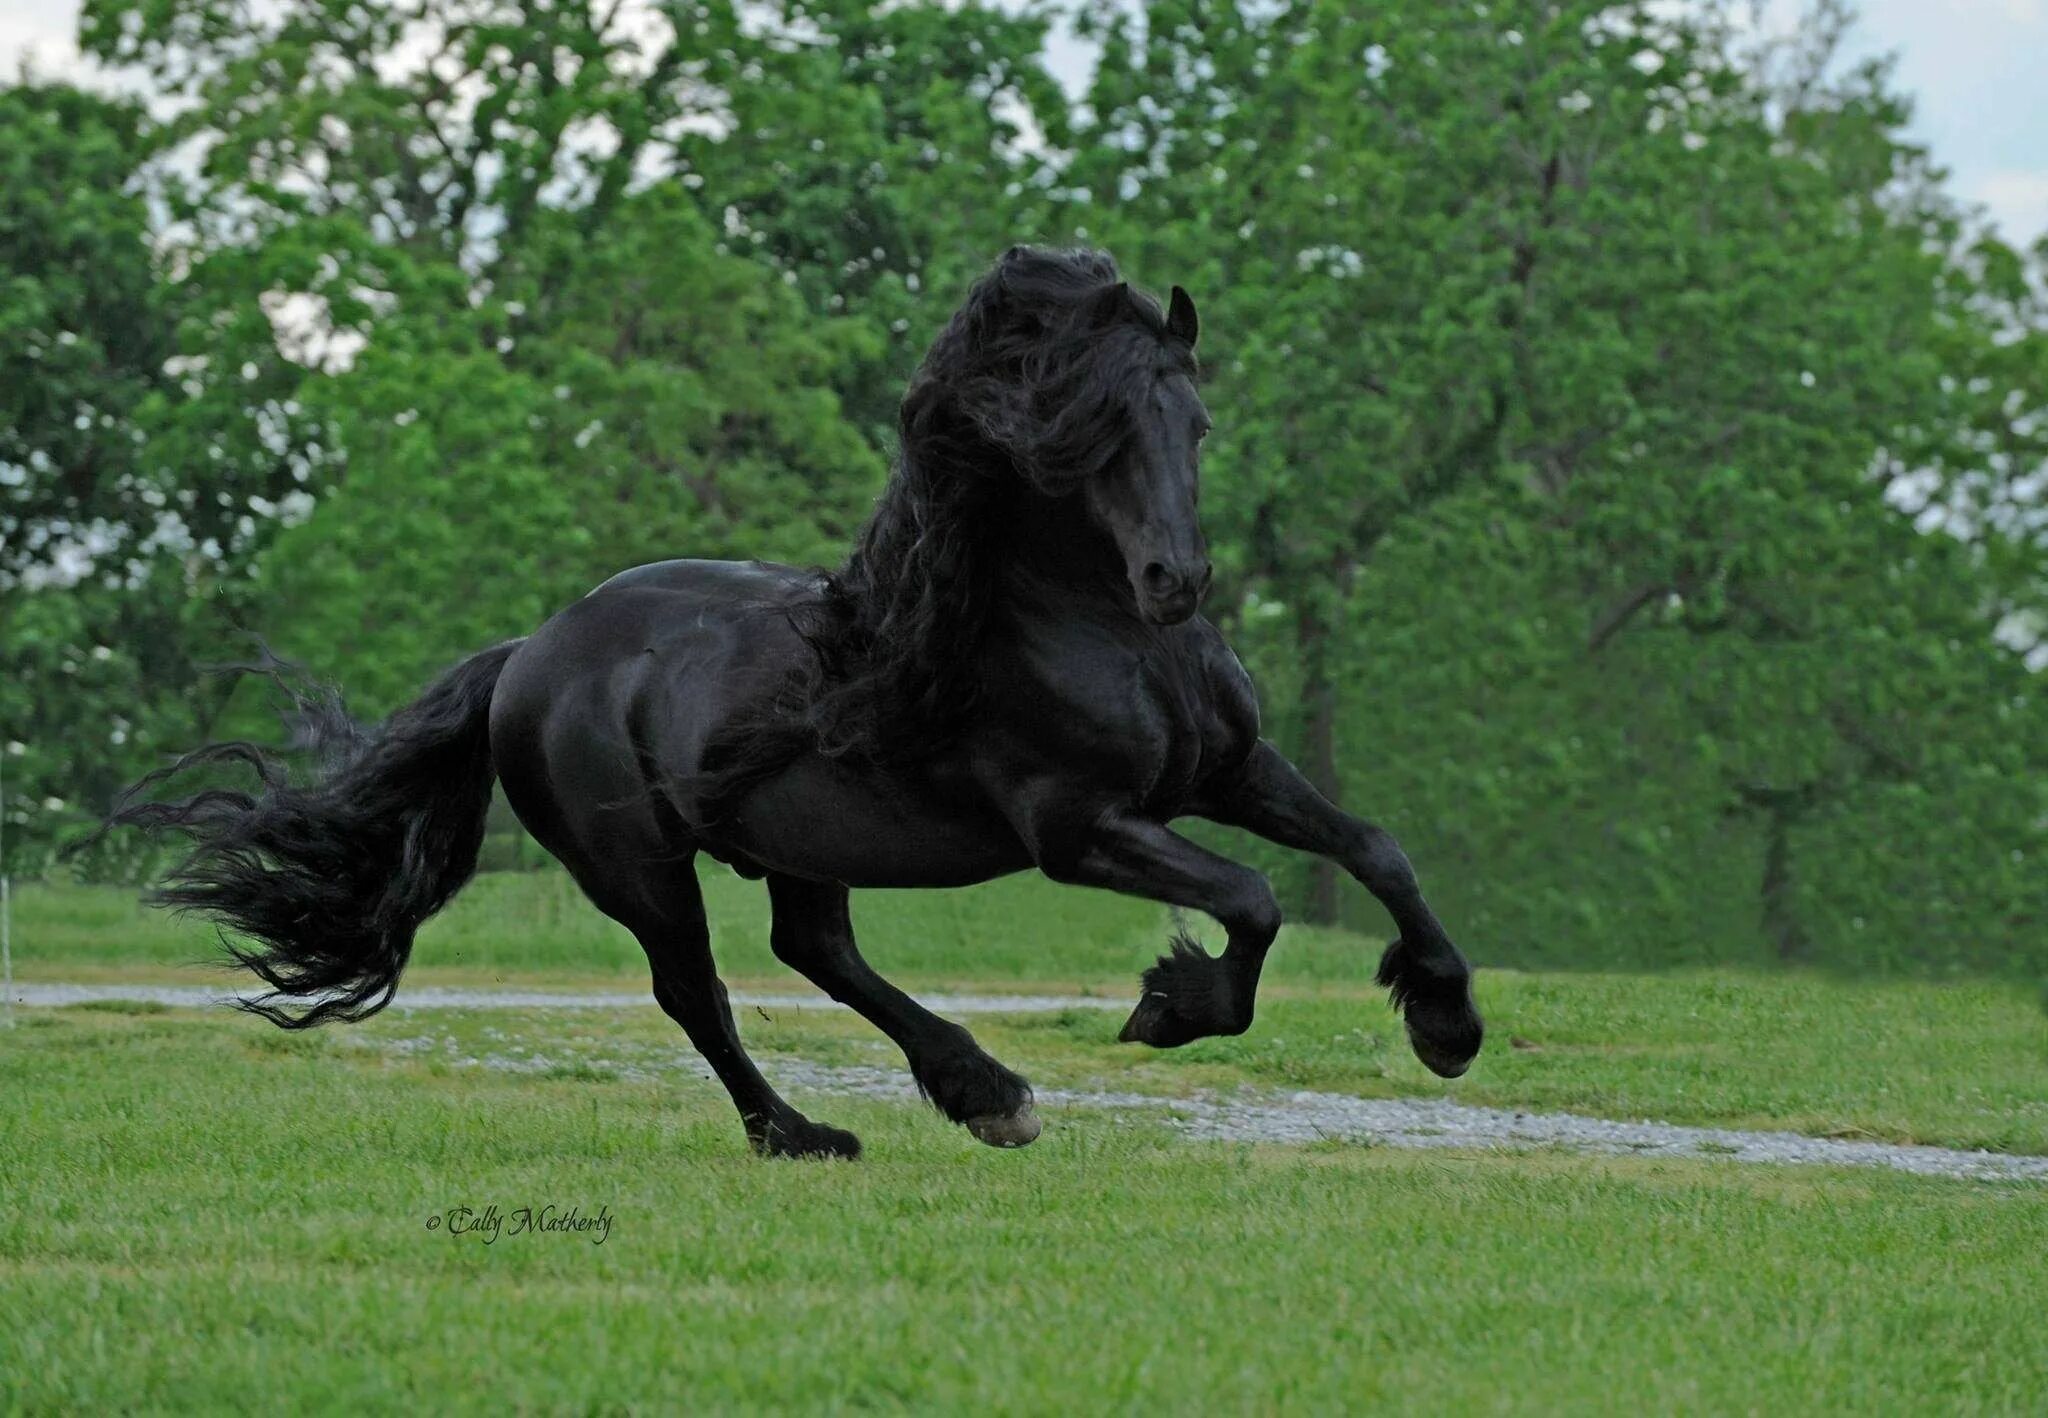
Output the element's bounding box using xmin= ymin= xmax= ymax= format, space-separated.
xmin=6 ymin=869 xmax=1179 ymax=987
xmin=1125 ymin=973 xmax=2048 ymax=1155
xmin=4 ymin=1004 xmax=2047 ymax=1413
xmin=13 ymin=876 xmax=2048 ymax=1154
xmin=7 ymin=865 xmax=1654 ymax=991
xmin=8 ymin=877 xmax=2047 ymax=1409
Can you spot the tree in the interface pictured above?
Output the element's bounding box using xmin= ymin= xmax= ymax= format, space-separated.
xmin=673 ymin=0 xmax=1076 ymax=439
xmin=1071 ymin=0 xmax=2044 ymax=965
xmin=250 ymin=191 xmax=883 ymax=715
xmin=0 ymin=81 xmax=198 ymax=872
xmin=69 ymin=0 xmax=888 ymax=718
xmin=0 ymin=83 xmax=168 ymax=589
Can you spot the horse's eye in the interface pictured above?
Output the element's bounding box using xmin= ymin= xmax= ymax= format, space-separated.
xmin=1195 ymin=422 xmax=1213 ymax=443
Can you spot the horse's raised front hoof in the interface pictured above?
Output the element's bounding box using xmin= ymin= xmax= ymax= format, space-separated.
xmin=1118 ymin=990 xmax=1212 ymax=1048
xmin=965 ymin=1103 xmax=1042 ymax=1148
xmin=1407 ymin=1028 xmax=1476 ymax=1079
xmin=748 ymin=1114 xmax=863 ymax=1161
xmin=1118 ymin=931 xmax=1243 ymax=1048
xmin=1377 ymin=939 xmax=1484 ymax=1079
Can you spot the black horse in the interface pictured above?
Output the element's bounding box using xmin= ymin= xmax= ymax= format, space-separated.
xmin=108 ymin=247 xmax=1482 ymax=1158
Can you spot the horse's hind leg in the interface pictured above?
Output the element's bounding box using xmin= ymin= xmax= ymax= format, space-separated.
xmin=767 ymin=874 xmax=1039 ymax=1148
xmin=647 ymin=966 xmax=859 ymax=1160
xmin=590 ymin=863 xmax=859 ymax=1160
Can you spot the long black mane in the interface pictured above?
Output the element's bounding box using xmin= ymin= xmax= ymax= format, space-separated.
xmin=704 ymin=246 xmax=1195 ymax=805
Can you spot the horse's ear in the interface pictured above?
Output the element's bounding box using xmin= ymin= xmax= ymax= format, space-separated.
xmin=1167 ymin=285 xmax=1199 ymax=347
xmin=1087 ymin=280 xmax=1130 ymax=324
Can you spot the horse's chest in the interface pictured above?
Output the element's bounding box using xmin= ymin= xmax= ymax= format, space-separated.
xmin=987 ymin=621 xmax=1259 ymax=810
xmin=1137 ymin=650 xmax=1257 ymax=808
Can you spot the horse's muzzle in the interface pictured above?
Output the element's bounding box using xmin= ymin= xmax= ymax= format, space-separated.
xmin=1140 ymin=590 xmax=1201 ymax=625
xmin=1137 ymin=561 xmax=1211 ymax=624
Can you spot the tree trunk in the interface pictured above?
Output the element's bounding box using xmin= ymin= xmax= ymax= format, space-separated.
xmin=1760 ymin=807 xmax=1809 ymax=961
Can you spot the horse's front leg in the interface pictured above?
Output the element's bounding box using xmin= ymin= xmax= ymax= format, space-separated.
xmin=1193 ymin=740 xmax=1484 ymax=1078
xmin=1034 ymin=813 xmax=1282 ymax=1047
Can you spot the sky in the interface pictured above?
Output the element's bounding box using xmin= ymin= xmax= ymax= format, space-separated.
xmin=3 ymin=1 xmax=2045 ymax=244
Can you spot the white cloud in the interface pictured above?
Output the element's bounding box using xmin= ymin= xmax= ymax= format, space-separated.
xmin=0 ymin=2 xmax=88 ymax=82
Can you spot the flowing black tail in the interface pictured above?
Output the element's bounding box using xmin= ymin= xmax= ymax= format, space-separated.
xmin=100 ymin=641 xmax=524 ymax=1028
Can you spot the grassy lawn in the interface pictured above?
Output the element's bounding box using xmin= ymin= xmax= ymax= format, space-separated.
xmin=12 ymin=876 xmax=2048 ymax=1155
xmin=6 ymin=876 xmax=2046 ymax=1409
xmin=5 ymin=869 xmax=1179 ymax=988
xmin=4 ymin=1003 xmax=2047 ymax=1413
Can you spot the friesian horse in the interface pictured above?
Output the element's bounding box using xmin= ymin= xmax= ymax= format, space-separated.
xmin=105 ymin=247 xmax=1483 ymax=1158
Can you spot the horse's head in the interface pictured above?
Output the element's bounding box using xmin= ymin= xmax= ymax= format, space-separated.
xmin=1077 ymin=283 xmax=1210 ymax=624
xmin=900 ymin=247 xmax=1214 ymax=625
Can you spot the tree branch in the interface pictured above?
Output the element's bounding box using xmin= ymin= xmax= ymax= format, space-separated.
xmin=1588 ymin=580 xmax=1671 ymax=652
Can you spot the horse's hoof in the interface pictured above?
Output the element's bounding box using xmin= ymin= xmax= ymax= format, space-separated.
xmin=1403 ymin=1008 xmax=1483 ymax=1079
xmin=966 ymin=1104 xmax=1041 ymax=1148
xmin=749 ymin=1116 xmax=863 ymax=1160
xmin=1410 ymin=1030 xmax=1474 ymax=1079
xmin=1118 ymin=991 xmax=1208 ymax=1048
xmin=1119 ymin=932 xmax=1244 ymax=1048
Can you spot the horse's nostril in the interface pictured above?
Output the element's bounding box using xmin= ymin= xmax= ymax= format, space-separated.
xmin=1141 ymin=562 xmax=1181 ymax=596
xmin=1195 ymin=563 xmax=1214 ymax=597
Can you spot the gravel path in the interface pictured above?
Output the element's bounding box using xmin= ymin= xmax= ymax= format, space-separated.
xmin=760 ymin=1060 xmax=2048 ymax=1183
xmin=15 ymin=980 xmax=2045 ymax=1183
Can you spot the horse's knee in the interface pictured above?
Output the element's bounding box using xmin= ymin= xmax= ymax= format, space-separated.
xmin=1228 ymin=871 xmax=1283 ymax=948
xmin=1354 ymin=827 xmax=1418 ymax=899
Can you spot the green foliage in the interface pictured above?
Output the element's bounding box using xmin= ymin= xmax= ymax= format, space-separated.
xmin=0 ymin=82 xmax=210 ymax=870
xmin=672 ymin=0 xmax=1074 ymax=435
xmin=1073 ymin=0 xmax=2047 ymax=965
xmin=0 ymin=82 xmax=167 ymax=582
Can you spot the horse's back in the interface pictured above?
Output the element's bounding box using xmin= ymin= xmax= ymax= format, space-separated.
xmin=591 ymin=556 xmax=821 ymax=602
xmin=490 ymin=557 xmax=1035 ymax=890
xmin=497 ymin=558 xmax=809 ymax=727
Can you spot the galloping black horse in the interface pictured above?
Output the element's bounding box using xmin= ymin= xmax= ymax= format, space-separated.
xmin=109 ymin=247 xmax=1482 ymax=1158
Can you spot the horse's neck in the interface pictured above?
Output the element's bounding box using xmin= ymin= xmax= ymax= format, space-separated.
xmin=991 ymin=488 xmax=1131 ymax=621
